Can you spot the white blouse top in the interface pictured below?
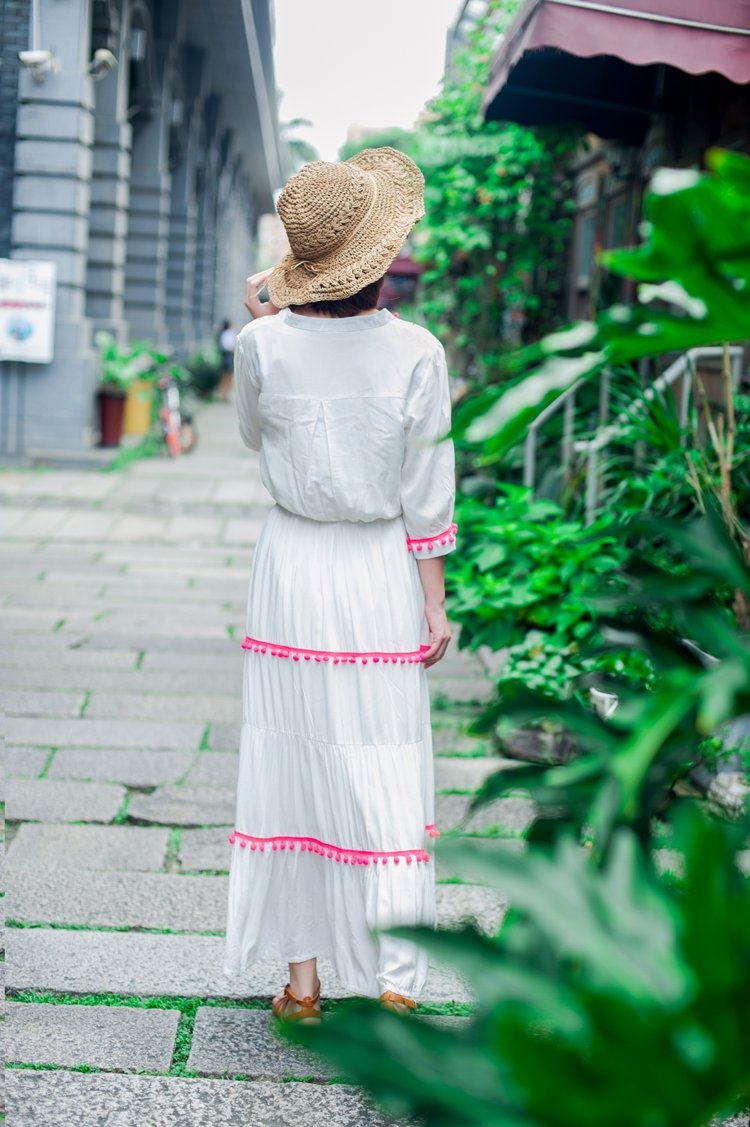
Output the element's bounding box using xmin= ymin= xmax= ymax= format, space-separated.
xmin=234 ymin=307 xmax=456 ymax=557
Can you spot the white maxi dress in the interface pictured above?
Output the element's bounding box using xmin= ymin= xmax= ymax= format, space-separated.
xmin=223 ymin=306 xmax=456 ymax=999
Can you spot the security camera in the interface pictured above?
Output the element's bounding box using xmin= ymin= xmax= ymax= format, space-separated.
xmin=18 ymin=49 xmax=57 ymax=82
xmin=87 ymin=48 xmax=118 ymax=78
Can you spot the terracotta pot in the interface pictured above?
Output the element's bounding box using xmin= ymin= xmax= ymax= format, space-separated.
xmin=98 ymin=387 xmax=127 ymax=447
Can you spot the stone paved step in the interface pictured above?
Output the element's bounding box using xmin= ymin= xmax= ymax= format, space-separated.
xmin=6 ymin=871 xmax=505 ymax=935
xmin=7 ymin=779 xmax=126 ymax=823
xmin=7 ymin=930 xmax=472 ymax=1003
xmin=2 ymin=690 xmax=86 ymax=718
xmin=6 ymin=871 xmax=227 ymax=932
xmin=85 ymin=692 xmax=241 ymax=724
xmin=6 ymin=1069 xmax=395 ymax=1127
xmin=435 ymin=756 xmax=516 ymax=791
xmin=0 ymin=666 xmax=243 ymax=697
xmin=6 ymin=824 xmax=170 ymax=872
xmin=186 ymin=1007 xmax=471 ymax=1081
xmin=6 ymin=717 xmax=205 ymax=750
xmin=431 ymin=725 xmax=489 ymax=756
xmin=5 ymin=1002 xmax=179 ymax=1071
xmin=187 ymin=1006 xmax=338 ymax=1079
xmin=128 ymin=785 xmax=234 ymax=827
xmin=0 ymin=646 xmax=139 ymax=671
xmin=45 ymin=748 xmax=199 ymax=787
xmin=6 ymin=747 xmax=50 ymax=779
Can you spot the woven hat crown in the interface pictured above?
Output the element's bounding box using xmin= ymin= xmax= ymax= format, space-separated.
xmin=267 ymin=146 xmax=425 ymax=308
xmin=277 ymin=161 xmax=374 ymax=262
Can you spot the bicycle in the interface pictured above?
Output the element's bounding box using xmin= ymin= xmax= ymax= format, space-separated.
xmin=157 ymin=368 xmax=197 ymax=456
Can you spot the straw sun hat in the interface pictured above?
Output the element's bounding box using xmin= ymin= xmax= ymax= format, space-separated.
xmin=266 ymin=147 xmax=425 ymax=309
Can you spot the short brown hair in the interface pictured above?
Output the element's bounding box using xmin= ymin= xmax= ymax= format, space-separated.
xmin=291 ymin=276 xmax=385 ymax=318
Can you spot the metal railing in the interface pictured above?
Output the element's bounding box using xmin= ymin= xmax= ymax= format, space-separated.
xmin=522 ymin=346 xmax=744 ymax=522
xmin=574 ymin=346 xmax=743 ymax=523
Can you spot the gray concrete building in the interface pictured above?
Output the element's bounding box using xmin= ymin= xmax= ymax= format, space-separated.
xmin=0 ymin=0 xmax=282 ymax=457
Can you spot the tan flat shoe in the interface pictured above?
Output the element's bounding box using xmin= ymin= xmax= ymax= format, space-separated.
xmin=271 ymin=981 xmax=322 ymax=1024
xmin=379 ymin=990 xmax=417 ymax=1015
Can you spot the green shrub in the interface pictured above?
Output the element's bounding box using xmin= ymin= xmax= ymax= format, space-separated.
xmin=185 ymin=343 xmax=223 ymax=398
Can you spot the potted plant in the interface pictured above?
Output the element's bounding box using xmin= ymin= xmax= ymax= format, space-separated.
xmin=94 ymin=333 xmax=167 ymax=446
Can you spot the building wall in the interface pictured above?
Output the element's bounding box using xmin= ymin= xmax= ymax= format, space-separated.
xmin=566 ymin=72 xmax=750 ymax=323
xmin=0 ymin=0 xmax=277 ymax=457
xmin=0 ymin=0 xmax=31 ymax=258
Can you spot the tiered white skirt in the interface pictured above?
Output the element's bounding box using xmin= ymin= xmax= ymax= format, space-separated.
xmin=223 ymin=505 xmax=438 ymax=997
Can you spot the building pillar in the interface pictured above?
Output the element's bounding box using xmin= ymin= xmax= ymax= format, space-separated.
xmin=86 ymin=55 xmax=132 ymax=340
xmin=213 ymin=154 xmax=258 ymax=333
xmin=6 ymin=0 xmax=98 ymax=453
xmin=164 ymin=155 xmax=197 ymax=353
xmin=123 ymin=87 xmax=171 ymax=345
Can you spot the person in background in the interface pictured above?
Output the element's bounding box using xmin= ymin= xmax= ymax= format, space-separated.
xmin=218 ymin=319 xmax=237 ymax=401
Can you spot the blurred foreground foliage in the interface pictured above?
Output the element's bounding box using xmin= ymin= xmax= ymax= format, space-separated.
xmin=289 ymin=807 xmax=749 ymax=1127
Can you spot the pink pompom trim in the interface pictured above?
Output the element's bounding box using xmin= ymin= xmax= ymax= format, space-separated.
xmin=242 ymin=636 xmax=431 ymax=664
xmin=406 ymin=523 xmax=458 ymax=553
xmin=425 ymin=824 xmax=440 ymax=838
xmin=228 ymin=830 xmax=431 ymax=865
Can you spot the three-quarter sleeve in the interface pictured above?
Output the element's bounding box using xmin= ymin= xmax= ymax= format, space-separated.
xmin=234 ymin=329 xmax=262 ymax=451
xmin=400 ymin=342 xmax=457 ymax=558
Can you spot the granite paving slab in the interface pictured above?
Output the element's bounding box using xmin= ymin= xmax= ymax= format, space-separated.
xmin=187 ymin=1007 xmax=338 ymax=1079
xmin=0 ymin=647 xmax=138 ymax=671
xmin=85 ymin=692 xmax=241 ymax=724
xmin=5 ymin=1002 xmax=179 ymax=1071
xmin=207 ymin=722 xmax=240 ymax=750
xmin=183 ymin=751 xmax=238 ymax=789
xmin=435 ymin=756 xmax=517 ymax=792
xmin=428 ymin=677 xmax=493 ymax=704
xmin=128 ymin=785 xmax=234 ymax=826
xmin=1 ymin=690 xmax=86 ymax=718
xmin=62 ymin=610 xmax=234 ymax=641
xmin=46 ymin=748 xmax=198 ymax=787
xmin=7 ymin=870 xmax=227 ymax=931
xmin=7 ymin=930 xmax=472 ymax=1002
xmin=5 ymin=1070 xmax=398 ymax=1127
xmin=7 ymin=869 xmax=503 ymax=935
xmin=140 ymin=650 xmax=242 ymax=672
xmin=435 ymin=835 xmax=525 ymax=882
xmin=72 ymin=633 xmax=236 ymax=655
xmin=435 ymin=884 xmax=507 ymax=935
xmin=5 ymin=747 xmax=49 ymax=779
xmin=432 ymin=726 xmax=488 ymax=756
xmin=7 ymin=778 xmax=126 ymax=823
xmin=5 ymin=824 xmax=169 ymax=872
xmin=3 ymin=508 xmax=69 ymax=538
xmin=435 ymin=792 xmax=535 ymax=835
xmin=179 ymin=827 xmax=231 ymax=872
xmin=0 ymin=666 xmax=242 ymax=697
xmin=6 ymin=716 xmax=205 ymax=750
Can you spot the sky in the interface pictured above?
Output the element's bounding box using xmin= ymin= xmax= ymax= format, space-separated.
xmin=272 ymin=0 xmax=464 ymax=162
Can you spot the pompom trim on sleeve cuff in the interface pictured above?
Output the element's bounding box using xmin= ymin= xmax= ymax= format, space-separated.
xmin=406 ymin=523 xmax=457 ymax=553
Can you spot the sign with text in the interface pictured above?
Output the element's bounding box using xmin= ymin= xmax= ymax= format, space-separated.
xmin=0 ymin=259 xmax=56 ymax=364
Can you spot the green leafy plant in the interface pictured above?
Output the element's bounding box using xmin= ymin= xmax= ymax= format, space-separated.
xmin=185 ymin=343 xmax=223 ymax=399
xmin=288 ymin=806 xmax=750 ymax=1127
xmin=94 ymin=332 xmax=171 ymax=392
xmin=454 ymin=149 xmax=750 ymax=463
xmin=340 ymin=1 xmax=576 ymax=387
xmin=447 ymin=484 xmax=636 ymax=700
xmin=471 ymin=501 xmax=750 ymax=852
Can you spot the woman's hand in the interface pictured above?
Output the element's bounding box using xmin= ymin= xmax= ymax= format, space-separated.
xmin=422 ymin=601 xmax=451 ymax=667
xmin=244 ymin=269 xmax=279 ymax=319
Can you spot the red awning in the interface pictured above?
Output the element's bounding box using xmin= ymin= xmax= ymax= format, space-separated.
xmin=484 ymin=1 xmax=750 ymax=140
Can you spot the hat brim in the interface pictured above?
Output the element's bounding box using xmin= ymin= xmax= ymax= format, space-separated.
xmin=267 ymin=147 xmax=425 ymax=309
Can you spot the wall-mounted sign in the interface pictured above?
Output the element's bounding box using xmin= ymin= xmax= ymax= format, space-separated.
xmin=0 ymin=259 xmax=56 ymax=364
